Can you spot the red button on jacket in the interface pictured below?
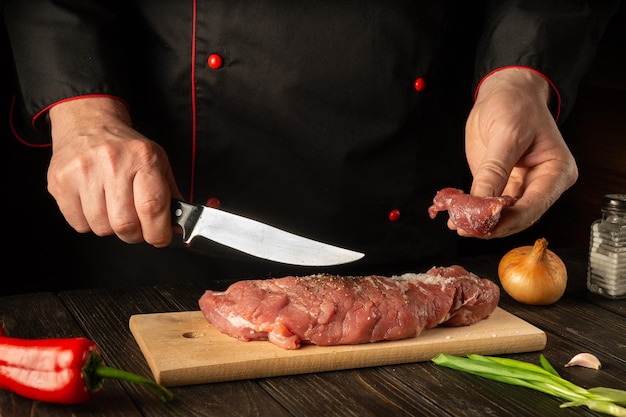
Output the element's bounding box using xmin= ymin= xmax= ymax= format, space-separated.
xmin=208 ymin=53 xmax=223 ymax=69
xmin=205 ymin=197 xmax=221 ymax=208
xmin=413 ymin=77 xmax=426 ymax=92
xmin=388 ymin=209 xmax=401 ymax=222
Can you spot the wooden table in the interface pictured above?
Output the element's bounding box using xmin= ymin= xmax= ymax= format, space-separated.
xmin=1 ymin=247 xmax=625 ymax=417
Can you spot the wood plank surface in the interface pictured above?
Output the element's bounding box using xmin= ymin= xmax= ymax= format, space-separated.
xmin=2 ymin=248 xmax=625 ymax=417
xmin=0 ymin=293 xmax=143 ymax=417
xmin=59 ymin=286 xmax=293 ymax=417
xmin=129 ymin=307 xmax=546 ymax=386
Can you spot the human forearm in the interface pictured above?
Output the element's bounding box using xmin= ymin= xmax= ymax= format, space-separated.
xmin=475 ymin=67 xmax=551 ymax=110
xmin=49 ymin=96 xmax=132 ymax=145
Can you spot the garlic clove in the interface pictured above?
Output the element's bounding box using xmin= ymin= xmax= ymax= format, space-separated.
xmin=564 ymin=353 xmax=602 ymax=370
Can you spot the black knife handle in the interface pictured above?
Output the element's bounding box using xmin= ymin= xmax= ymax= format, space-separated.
xmin=171 ymin=199 xmax=202 ymax=242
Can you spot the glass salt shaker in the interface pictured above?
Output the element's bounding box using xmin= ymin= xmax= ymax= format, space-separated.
xmin=587 ymin=194 xmax=626 ymax=299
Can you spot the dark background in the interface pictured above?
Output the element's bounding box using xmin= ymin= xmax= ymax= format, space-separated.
xmin=1 ymin=5 xmax=624 ymax=294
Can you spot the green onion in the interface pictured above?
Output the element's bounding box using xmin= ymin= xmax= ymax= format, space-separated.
xmin=539 ymin=353 xmax=560 ymax=377
xmin=432 ymin=353 xmax=626 ymax=416
xmin=590 ymin=388 xmax=626 ymax=404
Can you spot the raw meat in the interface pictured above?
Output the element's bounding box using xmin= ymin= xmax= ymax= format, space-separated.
xmin=198 ymin=265 xmax=500 ymax=349
xmin=428 ymin=188 xmax=516 ymax=237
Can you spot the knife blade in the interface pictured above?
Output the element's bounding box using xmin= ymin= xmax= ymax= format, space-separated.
xmin=171 ymin=199 xmax=364 ymax=266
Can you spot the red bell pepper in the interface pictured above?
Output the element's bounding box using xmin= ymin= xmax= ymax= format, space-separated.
xmin=0 ymin=330 xmax=173 ymax=404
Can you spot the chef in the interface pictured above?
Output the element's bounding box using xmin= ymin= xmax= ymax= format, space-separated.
xmin=2 ymin=1 xmax=619 ymax=286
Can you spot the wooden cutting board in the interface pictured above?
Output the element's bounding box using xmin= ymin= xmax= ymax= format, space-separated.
xmin=129 ymin=307 xmax=546 ymax=387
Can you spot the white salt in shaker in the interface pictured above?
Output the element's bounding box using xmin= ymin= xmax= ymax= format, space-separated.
xmin=587 ymin=194 xmax=626 ymax=299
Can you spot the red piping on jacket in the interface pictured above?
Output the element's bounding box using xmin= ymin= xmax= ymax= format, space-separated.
xmin=189 ymin=0 xmax=198 ymax=202
xmin=474 ymin=66 xmax=562 ymax=123
xmin=9 ymin=94 xmax=48 ymax=148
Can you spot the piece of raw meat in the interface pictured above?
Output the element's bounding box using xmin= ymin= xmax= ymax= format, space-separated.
xmin=428 ymin=188 xmax=516 ymax=237
xmin=198 ymin=265 xmax=500 ymax=349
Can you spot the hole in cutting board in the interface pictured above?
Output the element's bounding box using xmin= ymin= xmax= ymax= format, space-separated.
xmin=183 ymin=332 xmax=205 ymax=338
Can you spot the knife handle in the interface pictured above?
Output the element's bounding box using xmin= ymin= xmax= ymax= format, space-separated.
xmin=171 ymin=199 xmax=201 ymax=242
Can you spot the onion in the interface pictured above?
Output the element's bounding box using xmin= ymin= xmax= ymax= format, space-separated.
xmin=498 ymin=238 xmax=567 ymax=305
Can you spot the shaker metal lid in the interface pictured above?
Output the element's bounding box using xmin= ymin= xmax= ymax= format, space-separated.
xmin=603 ymin=194 xmax=626 ymax=212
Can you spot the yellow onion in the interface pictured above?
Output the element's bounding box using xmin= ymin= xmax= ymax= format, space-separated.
xmin=498 ymin=238 xmax=567 ymax=305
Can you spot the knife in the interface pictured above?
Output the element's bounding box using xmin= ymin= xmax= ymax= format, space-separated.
xmin=171 ymin=199 xmax=364 ymax=266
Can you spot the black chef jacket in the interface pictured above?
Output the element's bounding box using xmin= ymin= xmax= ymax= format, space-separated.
xmin=1 ymin=1 xmax=620 ymax=287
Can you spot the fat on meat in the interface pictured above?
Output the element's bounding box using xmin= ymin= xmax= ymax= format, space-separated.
xmin=198 ymin=265 xmax=500 ymax=350
xmin=428 ymin=188 xmax=516 ymax=237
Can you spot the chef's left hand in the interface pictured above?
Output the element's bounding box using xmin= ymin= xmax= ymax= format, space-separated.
xmin=462 ymin=67 xmax=578 ymax=238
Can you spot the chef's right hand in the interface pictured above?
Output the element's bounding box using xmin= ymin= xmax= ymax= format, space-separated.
xmin=47 ymin=96 xmax=182 ymax=248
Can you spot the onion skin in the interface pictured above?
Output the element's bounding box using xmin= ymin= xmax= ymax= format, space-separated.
xmin=498 ymin=238 xmax=567 ymax=305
